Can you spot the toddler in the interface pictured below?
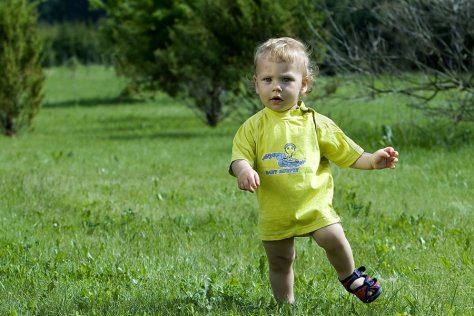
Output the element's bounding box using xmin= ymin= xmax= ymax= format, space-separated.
xmin=229 ymin=37 xmax=398 ymax=303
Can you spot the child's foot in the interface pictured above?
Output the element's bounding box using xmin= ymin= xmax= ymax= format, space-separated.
xmin=340 ymin=266 xmax=382 ymax=303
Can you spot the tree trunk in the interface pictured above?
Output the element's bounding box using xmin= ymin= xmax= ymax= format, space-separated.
xmin=3 ymin=117 xmax=15 ymax=136
xmin=205 ymin=88 xmax=223 ymax=127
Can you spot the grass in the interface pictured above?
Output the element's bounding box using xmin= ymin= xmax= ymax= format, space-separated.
xmin=0 ymin=66 xmax=473 ymax=315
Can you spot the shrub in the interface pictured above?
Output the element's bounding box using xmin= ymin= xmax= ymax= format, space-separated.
xmin=0 ymin=0 xmax=44 ymax=136
xmin=97 ymin=0 xmax=326 ymax=126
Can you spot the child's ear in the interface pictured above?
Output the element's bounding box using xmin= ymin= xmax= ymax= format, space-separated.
xmin=300 ymin=76 xmax=309 ymax=94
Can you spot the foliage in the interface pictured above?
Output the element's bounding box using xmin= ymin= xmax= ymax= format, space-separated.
xmin=311 ymin=0 xmax=474 ymax=124
xmin=93 ymin=0 xmax=184 ymax=96
xmin=96 ymin=0 xmax=326 ymax=126
xmin=0 ymin=66 xmax=473 ymax=314
xmin=36 ymin=0 xmax=108 ymax=67
xmin=37 ymin=0 xmax=104 ymax=23
xmin=39 ymin=22 xmax=109 ymax=67
xmin=0 ymin=0 xmax=44 ymax=136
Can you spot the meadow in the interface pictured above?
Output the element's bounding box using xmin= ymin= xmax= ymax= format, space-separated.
xmin=0 ymin=66 xmax=473 ymax=315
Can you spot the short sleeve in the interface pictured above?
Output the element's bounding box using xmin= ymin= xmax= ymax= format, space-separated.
xmin=229 ymin=119 xmax=257 ymax=175
xmin=316 ymin=114 xmax=364 ymax=168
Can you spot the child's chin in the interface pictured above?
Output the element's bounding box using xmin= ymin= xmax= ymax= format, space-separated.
xmin=265 ymin=103 xmax=286 ymax=111
xmin=267 ymin=106 xmax=285 ymax=112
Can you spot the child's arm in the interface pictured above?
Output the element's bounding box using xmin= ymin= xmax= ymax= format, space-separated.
xmin=231 ymin=159 xmax=260 ymax=193
xmin=351 ymin=147 xmax=399 ymax=170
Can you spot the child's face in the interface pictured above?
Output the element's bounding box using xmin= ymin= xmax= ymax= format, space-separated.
xmin=254 ymin=57 xmax=308 ymax=112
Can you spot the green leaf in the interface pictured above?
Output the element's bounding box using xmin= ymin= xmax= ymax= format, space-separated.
xmin=439 ymin=256 xmax=451 ymax=269
xmin=462 ymin=253 xmax=473 ymax=268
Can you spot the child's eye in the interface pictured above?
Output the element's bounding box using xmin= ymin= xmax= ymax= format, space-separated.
xmin=282 ymin=77 xmax=293 ymax=82
xmin=262 ymin=78 xmax=272 ymax=83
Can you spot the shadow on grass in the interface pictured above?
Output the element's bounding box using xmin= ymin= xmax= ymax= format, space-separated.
xmin=96 ymin=115 xmax=234 ymax=140
xmin=105 ymin=129 xmax=237 ymax=141
xmin=107 ymin=131 xmax=207 ymax=141
xmin=43 ymin=97 xmax=141 ymax=108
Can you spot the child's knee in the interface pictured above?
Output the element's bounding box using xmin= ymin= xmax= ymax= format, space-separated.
xmin=313 ymin=224 xmax=348 ymax=250
xmin=263 ymin=238 xmax=295 ymax=272
xmin=266 ymin=251 xmax=295 ymax=272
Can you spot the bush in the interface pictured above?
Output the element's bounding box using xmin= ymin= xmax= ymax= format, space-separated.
xmin=0 ymin=0 xmax=44 ymax=136
xmin=97 ymin=0 xmax=327 ymax=126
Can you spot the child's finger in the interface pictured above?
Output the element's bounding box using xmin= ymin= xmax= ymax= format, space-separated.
xmin=388 ymin=157 xmax=398 ymax=168
xmin=254 ymin=173 xmax=260 ymax=187
xmin=248 ymin=177 xmax=258 ymax=192
xmin=384 ymin=147 xmax=394 ymax=156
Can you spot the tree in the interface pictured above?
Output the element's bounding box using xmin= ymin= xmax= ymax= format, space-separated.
xmin=97 ymin=0 xmax=326 ymax=126
xmin=0 ymin=0 xmax=44 ymax=136
xmin=309 ymin=0 xmax=474 ymax=124
xmin=94 ymin=0 xmax=184 ymax=95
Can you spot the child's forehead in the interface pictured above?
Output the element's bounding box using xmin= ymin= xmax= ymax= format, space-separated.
xmin=257 ymin=51 xmax=304 ymax=65
xmin=255 ymin=55 xmax=305 ymax=73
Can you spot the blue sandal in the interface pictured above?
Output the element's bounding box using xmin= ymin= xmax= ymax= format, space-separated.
xmin=340 ymin=266 xmax=382 ymax=303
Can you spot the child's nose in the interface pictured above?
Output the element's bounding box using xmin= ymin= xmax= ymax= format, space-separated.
xmin=272 ymin=83 xmax=282 ymax=91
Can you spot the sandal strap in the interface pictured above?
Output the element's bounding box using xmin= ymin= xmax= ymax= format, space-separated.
xmin=340 ymin=266 xmax=382 ymax=303
xmin=352 ymin=275 xmax=382 ymax=303
xmin=340 ymin=266 xmax=367 ymax=289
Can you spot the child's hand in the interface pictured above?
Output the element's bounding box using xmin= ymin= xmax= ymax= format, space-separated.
xmin=231 ymin=159 xmax=260 ymax=193
xmin=371 ymin=147 xmax=399 ymax=169
xmin=351 ymin=147 xmax=399 ymax=170
xmin=237 ymin=168 xmax=260 ymax=193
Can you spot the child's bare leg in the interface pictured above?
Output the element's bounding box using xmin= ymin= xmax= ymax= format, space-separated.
xmin=262 ymin=238 xmax=295 ymax=303
xmin=311 ymin=223 xmax=363 ymax=289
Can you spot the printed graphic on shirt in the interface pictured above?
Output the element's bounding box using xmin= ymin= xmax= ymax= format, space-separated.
xmin=262 ymin=143 xmax=306 ymax=175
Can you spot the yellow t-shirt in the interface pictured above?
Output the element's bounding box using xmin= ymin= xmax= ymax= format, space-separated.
xmin=230 ymin=102 xmax=364 ymax=240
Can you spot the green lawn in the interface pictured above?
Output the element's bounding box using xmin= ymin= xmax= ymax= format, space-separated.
xmin=0 ymin=66 xmax=473 ymax=315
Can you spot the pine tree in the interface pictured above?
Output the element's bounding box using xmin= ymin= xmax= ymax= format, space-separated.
xmin=0 ymin=0 xmax=44 ymax=136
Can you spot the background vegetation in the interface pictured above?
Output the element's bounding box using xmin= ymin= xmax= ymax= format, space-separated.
xmin=312 ymin=0 xmax=474 ymax=124
xmin=39 ymin=22 xmax=107 ymax=67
